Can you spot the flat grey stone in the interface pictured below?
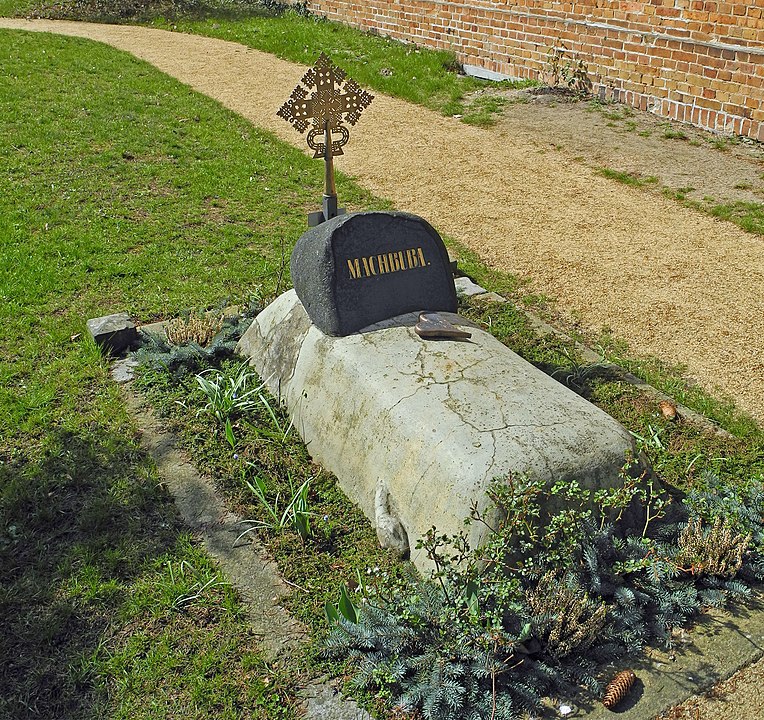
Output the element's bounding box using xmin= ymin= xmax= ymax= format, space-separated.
xmin=86 ymin=312 xmax=137 ymax=354
xmin=123 ymin=390 xmax=306 ymax=660
xmin=138 ymin=320 xmax=168 ymax=342
xmin=454 ymin=275 xmax=488 ymax=296
xmin=110 ymin=357 xmax=139 ymax=383
xmin=238 ymin=290 xmax=639 ymax=572
xmin=475 ymin=291 xmax=507 ymax=303
xmin=300 ymin=682 xmax=371 ymax=720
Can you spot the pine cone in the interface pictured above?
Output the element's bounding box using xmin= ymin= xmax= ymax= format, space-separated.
xmin=602 ymin=669 xmax=636 ymax=709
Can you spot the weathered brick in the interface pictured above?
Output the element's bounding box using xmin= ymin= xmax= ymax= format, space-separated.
xmin=302 ymin=0 xmax=762 ymax=139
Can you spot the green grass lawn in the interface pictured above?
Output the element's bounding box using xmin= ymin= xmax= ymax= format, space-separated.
xmin=3 ymin=13 xmax=764 ymax=720
xmin=0 ymin=28 xmax=386 ymax=718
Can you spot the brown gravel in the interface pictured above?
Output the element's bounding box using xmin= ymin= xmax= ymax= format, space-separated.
xmin=2 ymin=18 xmax=764 ymax=718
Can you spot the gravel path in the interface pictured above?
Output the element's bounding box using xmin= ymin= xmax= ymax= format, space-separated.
xmin=2 ymin=18 xmax=762 ymax=424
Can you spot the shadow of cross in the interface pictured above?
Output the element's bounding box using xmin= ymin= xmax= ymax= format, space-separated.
xmin=277 ymin=53 xmax=374 ymax=225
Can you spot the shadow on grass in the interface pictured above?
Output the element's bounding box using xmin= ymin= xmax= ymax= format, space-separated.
xmin=0 ymin=426 xmax=184 ymax=719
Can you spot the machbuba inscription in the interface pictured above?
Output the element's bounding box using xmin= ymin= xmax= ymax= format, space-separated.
xmin=290 ymin=211 xmax=457 ymax=336
xmin=346 ymin=246 xmax=429 ymax=280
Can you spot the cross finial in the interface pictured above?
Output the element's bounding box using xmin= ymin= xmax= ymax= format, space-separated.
xmin=278 ymin=53 xmax=374 ymax=225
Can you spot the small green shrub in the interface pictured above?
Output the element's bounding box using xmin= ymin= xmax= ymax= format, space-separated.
xmin=545 ymin=43 xmax=592 ymax=96
xmin=327 ymin=471 xmax=764 ymax=719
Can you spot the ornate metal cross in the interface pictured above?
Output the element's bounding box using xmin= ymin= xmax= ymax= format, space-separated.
xmin=278 ymin=53 xmax=374 ymax=226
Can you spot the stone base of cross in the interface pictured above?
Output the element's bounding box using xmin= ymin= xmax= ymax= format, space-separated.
xmin=308 ymin=196 xmax=344 ymax=228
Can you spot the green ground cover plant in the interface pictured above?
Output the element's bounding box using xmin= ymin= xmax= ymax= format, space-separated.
xmin=597 ymin=167 xmax=658 ymax=188
xmin=326 ymin=471 xmax=764 ymax=719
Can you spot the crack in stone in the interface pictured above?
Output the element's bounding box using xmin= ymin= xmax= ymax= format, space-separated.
xmin=409 ymin=428 xmax=457 ymax=498
xmin=386 ymin=382 xmax=427 ymax=414
xmin=443 ymin=381 xmax=569 ymax=434
xmin=421 ymin=352 xmax=484 ymax=385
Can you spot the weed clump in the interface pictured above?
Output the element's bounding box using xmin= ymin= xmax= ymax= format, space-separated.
xmin=165 ymin=311 xmax=224 ymax=346
xmin=526 ymin=572 xmax=607 ymax=659
xmin=134 ymin=305 xmax=256 ymax=377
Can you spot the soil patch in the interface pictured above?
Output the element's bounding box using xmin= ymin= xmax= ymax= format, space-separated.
xmin=467 ymin=85 xmax=764 ymax=209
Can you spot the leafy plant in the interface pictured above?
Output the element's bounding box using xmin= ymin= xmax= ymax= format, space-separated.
xmin=546 ymin=43 xmax=592 ymax=96
xmin=237 ymin=472 xmax=314 ymax=542
xmin=325 ymin=584 xmax=360 ymax=624
xmin=327 ymin=471 xmax=764 ymax=719
xmin=550 ymin=345 xmax=609 ymax=390
xmin=254 ymin=391 xmax=294 ymax=443
xmin=193 ymin=363 xmax=264 ymax=424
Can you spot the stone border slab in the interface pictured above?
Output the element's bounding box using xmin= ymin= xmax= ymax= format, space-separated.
xmin=121 ymin=385 xmax=371 ymax=719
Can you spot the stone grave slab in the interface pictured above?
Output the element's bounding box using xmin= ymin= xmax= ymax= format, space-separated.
xmin=237 ymin=290 xmax=639 ymax=571
xmin=291 ymin=211 xmax=457 ymax=336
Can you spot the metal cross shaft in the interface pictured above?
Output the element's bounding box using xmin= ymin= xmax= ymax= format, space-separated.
xmin=322 ymin=119 xmax=338 ymax=222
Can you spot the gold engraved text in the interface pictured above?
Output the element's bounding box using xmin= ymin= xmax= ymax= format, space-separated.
xmin=347 ymin=247 xmax=429 ymax=280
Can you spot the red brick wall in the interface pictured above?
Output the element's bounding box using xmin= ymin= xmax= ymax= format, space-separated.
xmin=294 ymin=1 xmax=764 ymax=141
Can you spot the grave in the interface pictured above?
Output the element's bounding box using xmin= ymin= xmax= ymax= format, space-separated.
xmin=238 ymin=54 xmax=642 ymax=571
xmin=238 ymin=290 xmax=640 ymax=570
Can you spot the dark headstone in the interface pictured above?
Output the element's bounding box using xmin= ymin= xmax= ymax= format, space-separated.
xmin=290 ymin=211 xmax=457 ymax=336
xmin=86 ymin=312 xmax=137 ymax=354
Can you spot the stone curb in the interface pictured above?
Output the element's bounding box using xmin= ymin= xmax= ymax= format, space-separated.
xmin=118 ymin=384 xmax=370 ymax=720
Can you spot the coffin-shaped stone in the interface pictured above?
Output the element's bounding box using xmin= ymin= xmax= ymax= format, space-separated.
xmin=238 ymin=291 xmax=642 ymax=572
